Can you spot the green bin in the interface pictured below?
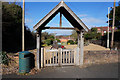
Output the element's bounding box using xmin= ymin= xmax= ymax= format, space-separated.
xmin=19 ymin=51 xmax=31 ymax=73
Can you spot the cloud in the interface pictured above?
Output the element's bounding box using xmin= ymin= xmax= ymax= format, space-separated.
xmin=78 ymin=14 xmax=88 ymax=17
xmin=25 ymin=18 xmax=33 ymax=23
xmin=81 ymin=17 xmax=106 ymax=28
xmin=81 ymin=17 xmax=105 ymax=24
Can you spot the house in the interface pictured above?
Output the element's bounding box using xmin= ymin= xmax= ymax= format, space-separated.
xmin=93 ymin=26 xmax=117 ymax=36
xmin=56 ymin=36 xmax=75 ymax=43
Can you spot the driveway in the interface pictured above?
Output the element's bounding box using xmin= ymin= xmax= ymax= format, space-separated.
xmin=2 ymin=63 xmax=118 ymax=78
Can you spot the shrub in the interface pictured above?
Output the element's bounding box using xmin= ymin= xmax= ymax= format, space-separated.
xmin=56 ymin=39 xmax=61 ymax=42
xmin=0 ymin=51 xmax=11 ymax=65
xmin=67 ymin=40 xmax=74 ymax=45
xmin=45 ymin=39 xmax=53 ymax=46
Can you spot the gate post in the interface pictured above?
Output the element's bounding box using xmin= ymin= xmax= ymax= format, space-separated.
xmin=36 ymin=30 xmax=42 ymax=69
xmin=58 ymin=48 xmax=62 ymax=66
xmin=76 ymin=32 xmax=80 ymax=66
xmin=80 ymin=30 xmax=84 ymax=66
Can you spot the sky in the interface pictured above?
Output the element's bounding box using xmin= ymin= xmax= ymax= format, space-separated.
xmin=24 ymin=2 xmax=119 ymax=35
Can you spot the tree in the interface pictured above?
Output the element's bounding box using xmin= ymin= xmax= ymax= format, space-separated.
xmin=107 ymin=4 xmax=120 ymax=29
xmin=67 ymin=40 xmax=74 ymax=45
xmin=84 ymin=28 xmax=102 ymax=40
xmin=2 ymin=2 xmax=36 ymax=52
xmin=70 ymin=30 xmax=77 ymax=41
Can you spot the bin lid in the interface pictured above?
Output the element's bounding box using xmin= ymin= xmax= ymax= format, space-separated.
xmin=19 ymin=51 xmax=31 ymax=58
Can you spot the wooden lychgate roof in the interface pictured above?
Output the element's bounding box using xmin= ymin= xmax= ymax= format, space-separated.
xmin=33 ymin=1 xmax=89 ymax=32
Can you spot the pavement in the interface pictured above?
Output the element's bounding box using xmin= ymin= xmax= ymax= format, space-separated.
xmin=2 ymin=63 xmax=118 ymax=78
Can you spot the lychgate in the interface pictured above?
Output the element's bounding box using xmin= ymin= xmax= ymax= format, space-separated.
xmin=33 ymin=1 xmax=89 ymax=69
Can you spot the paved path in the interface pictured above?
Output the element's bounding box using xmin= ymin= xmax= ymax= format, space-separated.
xmin=2 ymin=63 xmax=118 ymax=78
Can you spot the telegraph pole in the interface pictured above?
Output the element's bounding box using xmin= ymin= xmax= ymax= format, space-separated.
xmin=111 ymin=0 xmax=116 ymax=48
xmin=107 ymin=7 xmax=110 ymax=48
xmin=22 ymin=0 xmax=25 ymax=51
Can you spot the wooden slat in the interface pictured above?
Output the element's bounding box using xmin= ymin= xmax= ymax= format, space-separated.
xmin=73 ymin=51 xmax=75 ymax=63
xmin=62 ymin=63 xmax=74 ymax=66
xmin=55 ymin=52 xmax=57 ymax=64
xmin=63 ymin=51 xmax=64 ymax=64
xmin=50 ymin=56 xmax=51 ymax=64
xmin=47 ymin=60 xmax=48 ymax=64
xmin=53 ymin=52 xmax=54 ymax=64
xmin=45 ymin=64 xmax=58 ymax=66
xmin=71 ymin=51 xmax=72 ymax=63
xmin=69 ymin=51 xmax=70 ymax=63
xmin=66 ymin=51 xmax=67 ymax=63
xmin=44 ymin=48 xmax=46 ymax=67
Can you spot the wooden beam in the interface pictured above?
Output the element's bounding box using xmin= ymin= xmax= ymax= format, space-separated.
xmin=43 ymin=27 xmax=74 ymax=29
xmin=42 ymin=27 xmax=80 ymax=31
xmin=75 ymin=32 xmax=80 ymax=66
xmin=36 ymin=30 xmax=42 ymax=69
xmin=60 ymin=12 xmax=62 ymax=27
xmin=80 ymin=31 xmax=84 ymax=66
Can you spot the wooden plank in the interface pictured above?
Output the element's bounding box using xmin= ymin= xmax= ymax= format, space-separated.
xmin=62 ymin=63 xmax=74 ymax=66
xmin=60 ymin=49 xmax=62 ymax=66
xmin=45 ymin=64 xmax=58 ymax=66
xmin=73 ymin=51 xmax=75 ymax=64
xmin=66 ymin=51 xmax=67 ymax=63
xmin=63 ymin=51 xmax=64 ymax=64
xmin=55 ymin=52 xmax=57 ymax=64
xmin=44 ymin=48 xmax=46 ymax=67
xmin=47 ymin=60 xmax=48 ymax=64
xmin=41 ymin=48 xmax=44 ymax=68
xmin=53 ymin=52 xmax=54 ymax=64
xmin=43 ymin=27 xmax=75 ymax=30
xmin=69 ymin=51 xmax=70 ymax=63
xmin=50 ymin=55 xmax=51 ymax=64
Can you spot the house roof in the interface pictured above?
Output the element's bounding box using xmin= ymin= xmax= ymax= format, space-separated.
xmin=94 ymin=26 xmax=116 ymax=31
xmin=33 ymin=1 xmax=89 ymax=32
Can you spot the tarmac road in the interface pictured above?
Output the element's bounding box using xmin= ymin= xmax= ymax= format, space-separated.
xmin=2 ymin=63 xmax=119 ymax=78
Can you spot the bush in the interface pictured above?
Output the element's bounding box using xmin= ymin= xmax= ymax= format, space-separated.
xmin=0 ymin=52 xmax=11 ymax=65
xmin=56 ymin=39 xmax=61 ymax=42
xmin=67 ymin=40 xmax=74 ymax=45
xmin=45 ymin=39 xmax=53 ymax=46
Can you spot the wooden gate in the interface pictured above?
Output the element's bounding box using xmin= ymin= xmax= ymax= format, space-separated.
xmin=44 ymin=49 xmax=75 ymax=67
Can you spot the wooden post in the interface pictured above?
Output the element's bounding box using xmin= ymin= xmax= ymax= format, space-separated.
xmin=36 ymin=30 xmax=42 ymax=69
xmin=80 ymin=31 xmax=84 ymax=66
xmin=41 ymin=48 xmax=44 ymax=68
xmin=22 ymin=0 xmax=25 ymax=51
xmin=58 ymin=48 xmax=62 ymax=66
xmin=76 ymin=32 xmax=80 ymax=65
xmin=111 ymin=0 xmax=116 ymax=48
xmin=60 ymin=12 xmax=62 ymax=28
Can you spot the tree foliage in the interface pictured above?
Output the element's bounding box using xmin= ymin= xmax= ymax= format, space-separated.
xmin=41 ymin=32 xmax=55 ymax=45
xmin=84 ymin=28 xmax=102 ymax=40
xmin=107 ymin=4 xmax=120 ymax=29
xmin=2 ymin=2 xmax=36 ymax=52
xmin=67 ymin=40 xmax=74 ymax=44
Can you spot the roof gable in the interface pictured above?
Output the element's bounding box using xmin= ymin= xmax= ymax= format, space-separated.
xmin=33 ymin=1 xmax=89 ymax=32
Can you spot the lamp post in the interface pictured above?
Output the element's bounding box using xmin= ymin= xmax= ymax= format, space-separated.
xmin=107 ymin=7 xmax=110 ymax=48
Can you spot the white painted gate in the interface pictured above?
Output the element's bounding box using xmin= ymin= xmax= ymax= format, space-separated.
xmin=44 ymin=49 xmax=75 ymax=67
